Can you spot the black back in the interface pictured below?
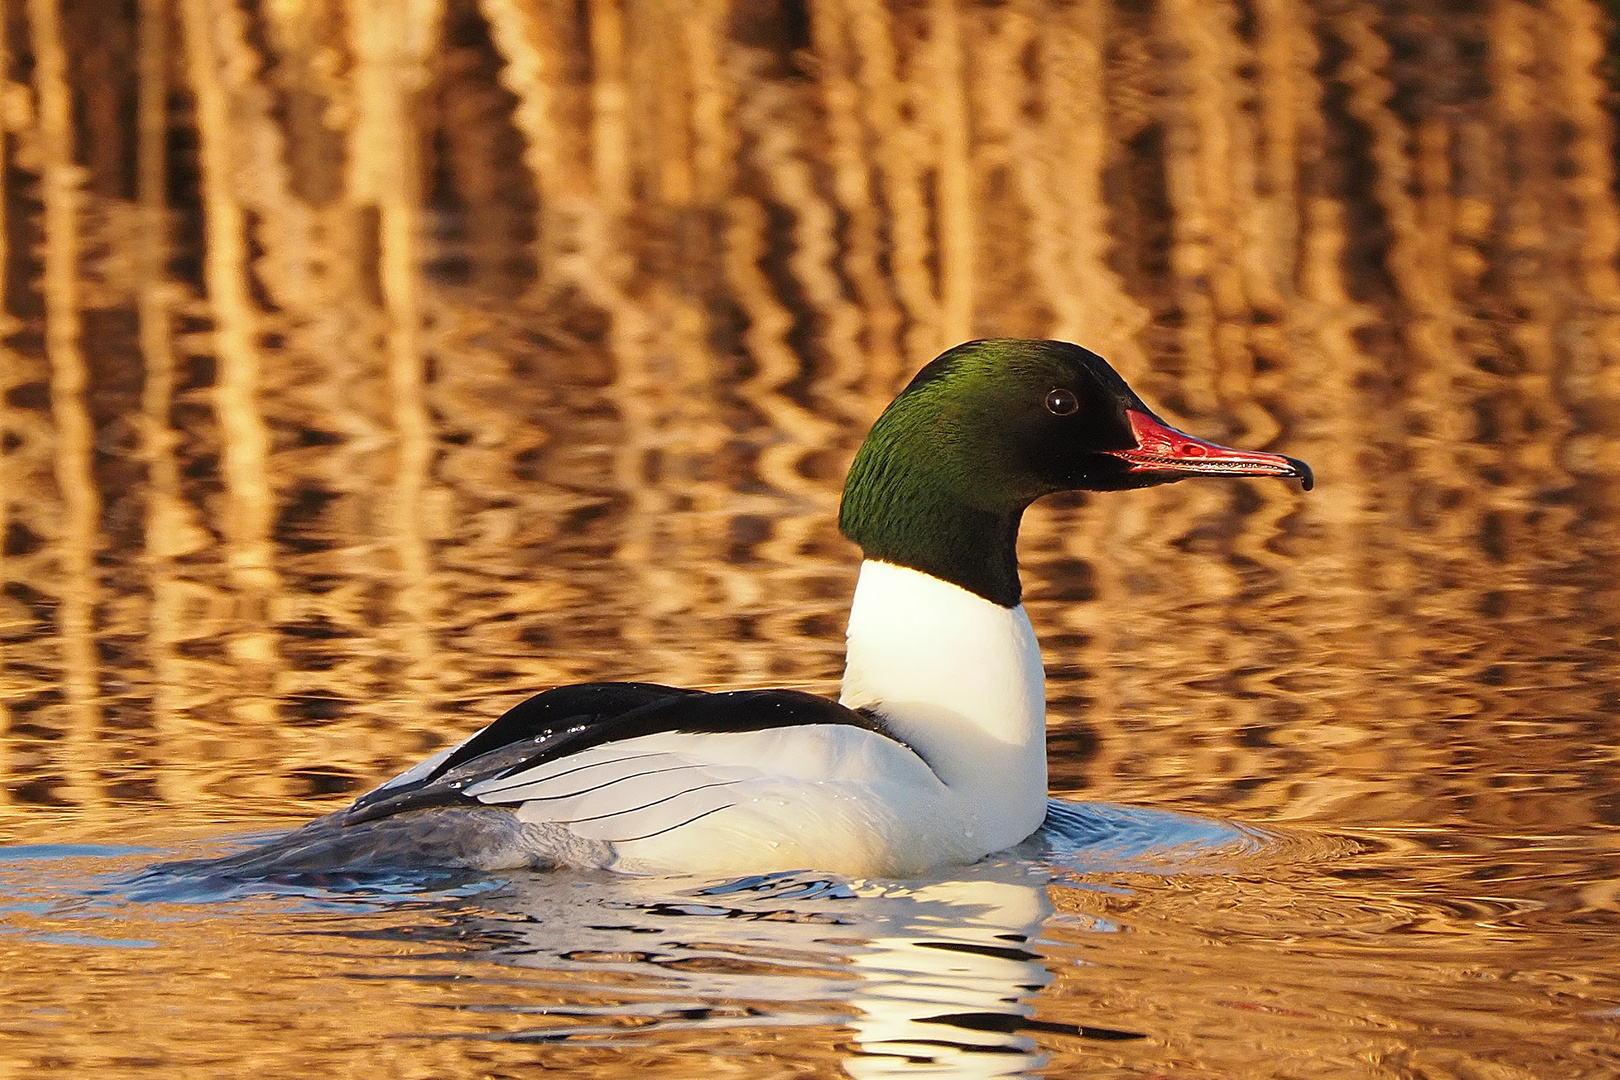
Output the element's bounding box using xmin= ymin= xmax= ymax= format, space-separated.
xmin=343 ymin=682 xmax=905 ymax=825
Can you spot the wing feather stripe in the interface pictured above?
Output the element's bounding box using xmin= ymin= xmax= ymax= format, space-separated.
xmin=473 ymin=761 xmax=708 ymax=803
xmin=606 ymin=802 xmax=736 ymax=844
xmin=467 ymin=752 xmax=672 ymax=798
xmin=543 ymin=778 xmax=744 ymax=825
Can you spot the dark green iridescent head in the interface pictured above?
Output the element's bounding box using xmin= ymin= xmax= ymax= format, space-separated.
xmin=838 ymin=339 xmax=1311 ymax=607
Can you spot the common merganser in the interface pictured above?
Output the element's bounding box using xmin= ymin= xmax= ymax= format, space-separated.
xmin=216 ymin=339 xmax=1311 ymax=879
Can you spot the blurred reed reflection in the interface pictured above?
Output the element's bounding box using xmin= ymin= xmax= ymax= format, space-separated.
xmin=0 ymin=0 xmax=1616 ymax=850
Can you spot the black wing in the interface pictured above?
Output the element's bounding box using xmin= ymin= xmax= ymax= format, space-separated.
xmin=344 ymin=681 xmax=903 ymax=825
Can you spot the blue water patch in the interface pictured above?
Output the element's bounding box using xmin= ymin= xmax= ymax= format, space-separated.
xmin=0 ymin=844 xmax=156 ymax=863
xmin=1032 ymin=799 xmax=1273 ymax=873
xmin=0 ymin=832 xmax=505 ymax=925
xmin=0 ymin=926 xmax=158 ymax=948
xmin=107 ymin=860 xmax=509 ymax=909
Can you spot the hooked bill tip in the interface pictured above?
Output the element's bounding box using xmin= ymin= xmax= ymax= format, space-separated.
xmin=1283 ymin=455 xmax=1314 ymax=491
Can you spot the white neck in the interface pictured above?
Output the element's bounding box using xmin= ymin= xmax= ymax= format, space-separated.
xmin=839 ymin=560 xmax=1048 ymax=839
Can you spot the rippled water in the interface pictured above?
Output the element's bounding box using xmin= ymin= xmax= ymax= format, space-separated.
xmin=4 ymin=0 xmax=1620 ymax=1075
xmin=3 ymin=801 xmax=1614 ymax=1078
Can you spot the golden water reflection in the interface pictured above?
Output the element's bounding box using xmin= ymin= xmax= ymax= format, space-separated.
xmin=0 ymin=0 xmax=1619 ymax=1076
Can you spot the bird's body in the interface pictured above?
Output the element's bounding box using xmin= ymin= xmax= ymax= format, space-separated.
xmin=211 ymin=339 xmax=1309 ymax=879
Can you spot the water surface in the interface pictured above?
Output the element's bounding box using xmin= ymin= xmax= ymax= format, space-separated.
xmin=3 ymin=0 xmax=1620 ymax=1075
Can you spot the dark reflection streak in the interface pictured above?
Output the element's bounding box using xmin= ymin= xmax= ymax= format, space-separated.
xmin=137 ymin=0 xmax=190 ymax=804
xmin=914 ymin=940 xmax=1043 ymax=962
xmin=0 ymin=1 xmax=12 ymax=805
xmin=914 ymin=1010 xmax=1148 ymax=1041
xmin=177 ymin=0 xmax=282 ymax=706
xmin=28 ymin=0 xmax=102 ymax=808
xmin=865 ymin=1038 xmax=1026 ymax=1056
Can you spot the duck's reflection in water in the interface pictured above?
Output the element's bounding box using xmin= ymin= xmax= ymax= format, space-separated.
xmin=834 ymin=869 xmax=1061 ymax=1077
xmin=444 ymin=858 xmax=1086 ymax=1078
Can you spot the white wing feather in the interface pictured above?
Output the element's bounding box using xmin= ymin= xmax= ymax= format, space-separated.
xmin=463 ymin=725 xmax=944 ymax=862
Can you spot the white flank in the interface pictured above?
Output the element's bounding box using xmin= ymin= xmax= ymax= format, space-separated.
xmin=499 ymin=724 xmax=958 ymax=875
xmin=495 ymin=558 xmax=1050 ymax=875
xmin=352 ymin=559 xmax=1051 ymax=877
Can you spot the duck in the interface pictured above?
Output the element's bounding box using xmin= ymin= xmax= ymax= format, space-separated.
xmin=210 ymin=338 xmax=1311 ymax=880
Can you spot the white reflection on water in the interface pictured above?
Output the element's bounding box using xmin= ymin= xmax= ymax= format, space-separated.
xmin=453 ymin=862 xmax=1062 ymax=1078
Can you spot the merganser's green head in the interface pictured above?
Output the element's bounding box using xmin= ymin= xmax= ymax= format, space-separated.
xmin=839 ymin=339 xmax=1312 ymax=606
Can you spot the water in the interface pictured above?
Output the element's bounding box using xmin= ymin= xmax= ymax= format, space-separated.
xmin=4 ymin=0 xmax=1620 ymax=1075
xmin=2 ymin=803 xmax=1612 ymax=1077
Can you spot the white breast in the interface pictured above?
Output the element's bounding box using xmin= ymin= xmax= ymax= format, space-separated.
xmin=839 ymin=559 xmax=1049 ymax=855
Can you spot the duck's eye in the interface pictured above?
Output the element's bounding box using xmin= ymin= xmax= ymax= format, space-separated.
xmin=1045 ymin=388 xmax=1079 ymax=416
